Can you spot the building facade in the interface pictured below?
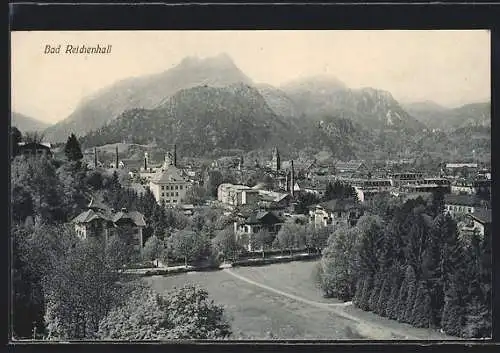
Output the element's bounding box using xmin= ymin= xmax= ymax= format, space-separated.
xmin=309 ymin=199 xmax=363 ymax=229
xmin=149 ymin=154 xmax=191 ymax=206
xmin=72 ymin=199 xmax=146 ymax=253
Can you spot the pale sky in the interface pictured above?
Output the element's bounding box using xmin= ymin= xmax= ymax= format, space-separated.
xmin=11 ymin=30 xmax=490 ymax=124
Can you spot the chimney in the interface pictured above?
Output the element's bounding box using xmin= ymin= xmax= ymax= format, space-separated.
xmin=121 ymin=207 xmax=127 ymax=213
xmin=291 ymin=160 xmax=295 ymax=197
xmin=115 ymin=146 xmax=119 ymax=169
xmin=173 ymin=144 xmax=177 ymax=167
xmin=94 ymin=147 xmax=98 ymax=168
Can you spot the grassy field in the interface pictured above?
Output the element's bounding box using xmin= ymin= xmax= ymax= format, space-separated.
xmin=145 ymin=260 xmax=457 ymax=340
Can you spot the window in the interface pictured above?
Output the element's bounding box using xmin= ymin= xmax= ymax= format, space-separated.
xmin=180 ymin=185 xmax=183 ymax=190
xmin=176 ymin=192 xmax=179 ymax=196
xmin=161 ymin=186 xmax=164 ymax=190
xmin=175 ymin=185 xmax=179 ymax=190
xmin=171 ymin=192 xmax=175 ymax=197
xmin=165 ymin=185 xmax=169 ymax=190
xmin=161 ymin=193 xmax=164 ymax=197
xmin=337 ymin=211 xmax=342 ymax=218
xmin=166 ymin=199 xmax=170 ymax=203
xmin=173 ymin=200 xmax=177 ymax=203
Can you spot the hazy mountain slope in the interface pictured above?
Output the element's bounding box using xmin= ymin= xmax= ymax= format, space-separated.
xmin=44 ymin=53 xmax=253 ymax=142
xmin=81 ymin=84 xmax=294 ymax=157
xmin=404 ymin=101 xmax=490 ymax=131
xmin=256 ymin=84 xmax=303 ymax=119
xmin=281 ymin=77 xmax=425 ymax=132
xmin=11 ymin=112 xmax=51 ymax=133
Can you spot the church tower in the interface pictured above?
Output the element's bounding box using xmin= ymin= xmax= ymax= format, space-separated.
xmin=173 ymin=144 xmax=177 ymax=167
xmin=271 ymin=146 xmax=281 ymax=171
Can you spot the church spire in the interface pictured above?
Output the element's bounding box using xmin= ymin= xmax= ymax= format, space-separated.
xmin=272 ymin=146 xmax=281 ymax=171
xmin=173 ymin=144 xmax=177 ymax=167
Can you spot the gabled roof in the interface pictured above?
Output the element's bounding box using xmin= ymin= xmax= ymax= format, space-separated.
xmin=113 ymin=211 xmax=146 ymax=227
xmin=335 ymin=160 xmax=365 ymax=172
xmin=469 ymin=208 xmax=492 ymax=225
xmin=243 ymin=210 xmax=283 ymax=225
xmin=150 ymin=165 xmax=186 ymax=184
xmin=72 ymin=209 xmax=110 ymax=224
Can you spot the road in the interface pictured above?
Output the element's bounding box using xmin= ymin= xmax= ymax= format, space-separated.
xmin=223 ymin=268 xmax=455 ymax=340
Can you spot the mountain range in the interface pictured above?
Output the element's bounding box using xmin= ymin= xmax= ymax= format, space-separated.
xmin=11 ymin=112 xmax=51 ymax=134
xmin=403 ymin=101 xmax=490 ymax=131
xmin=41 ymin=53 xmax=490 ymax=162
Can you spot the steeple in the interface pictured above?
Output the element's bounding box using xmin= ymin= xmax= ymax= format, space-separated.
xmin=173 ymin=144 xmax=177 ymax=167
xmin=272 ymin=146 xmax=281 ymax=171
xmin=115 ymin=146 xmax=119 ymax=169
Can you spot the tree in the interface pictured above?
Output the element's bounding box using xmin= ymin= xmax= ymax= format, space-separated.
xmin=169 ymin=230 xmax=207 ymax=267
xmin=11 ymin=126 xmax=22 ymax=158
xmin=276 ymin=223 xmax=302 ymax=256
xmin=12 ymin=225 xmax=46 ymax=339
xmin=105 ymin=235 xmax=137 ymax=270
xmin=142 ymin=236 xmax=165 ymax=267
xmin=64 ymin=133 xmax=83 ymax=161
xmin=97 ymin=285 xmax=231 ymax=340
xmin=184 ymin=185 xmax=208 ymax=206
xmin=319 ymin=226 xmax=357 ymax=300
xmin=43 ymin=238 xmax=121 ymax=339
xmin=306 ymin=225 xmax=331 ymax=254
xmin=212 ymin=228 xmax=241 ymax=262
xmin=251 ymin=229 xmax=275 ymax=258
xmin=411 ymin=281 xmax=433 ymax=328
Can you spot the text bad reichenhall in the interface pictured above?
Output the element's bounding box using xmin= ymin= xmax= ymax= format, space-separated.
xmin=44 ymin=44 xmax=112 ymax=54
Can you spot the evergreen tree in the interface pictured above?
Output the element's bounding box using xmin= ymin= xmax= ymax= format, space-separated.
xmin=385 ymin=268 xmax=402 ymax=320
xmin=411 ymin=281 xmax=433 ymax=328
xmin=403 ymin=265 xmax=418 ymax=323
xmin=368 ymin=273 xmax=382 ymax=312
xmin=396 ymin=265 xmax=414 ymax=322
xmin=376 ymin=275 xmax=391 ymax=317
xmin=11 ymin=126 xmax=22 ymax=158
xmin=64 ymin=134 xmax=83 ymax=161
xmin=441 ymin=274 xmax=466 ymax=337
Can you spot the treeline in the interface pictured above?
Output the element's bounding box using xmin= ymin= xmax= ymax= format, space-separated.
xmin=317 ymin=193 xmax=491 ymax=338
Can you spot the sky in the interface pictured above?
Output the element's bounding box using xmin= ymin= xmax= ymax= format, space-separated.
xmin=11 ymin=30 xmax=490 ymax=124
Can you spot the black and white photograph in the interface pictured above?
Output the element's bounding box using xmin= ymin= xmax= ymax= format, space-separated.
xmin=10 ymin=30 xmax=491 ymax=341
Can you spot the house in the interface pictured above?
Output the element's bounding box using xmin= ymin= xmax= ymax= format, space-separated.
xmin=16 ymin=142 xmax=52 ymax=158
xmin=72 ymin=198 xmax=146 ymax=253
xmin=217 ymin=183 xmax=260 ymax=207
xmin=400 ymin=178 xmax=451 ymax=194
xmin=149 ymin=154 xmax=192 ymax=207
xmin=257 ymin=190 xmax=291 ymax=210
xmin=451 ymin=179 xmax=476 ymax=195
xmin=339 ymin=178 xmax=393 ymax=203
xmin=309 ymin=199 xmax=363 ymax=229
xmin=234 ymin=210 xmax=284 ymax=251
xmin=390 ymin=172 xmax=424 ymax=187
xmin=334 ymin=160 xmax=367 ymax=175
xmin=444 ymin=194 xmax=486 ymax=218
xmin=459 ymin=209 xmax=492 ymax=239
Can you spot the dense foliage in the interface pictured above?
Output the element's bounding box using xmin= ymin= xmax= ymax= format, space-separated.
xmin=317 ymin=194 xmax=491 ymax=338
xmin=97 ymin=285 xmax=232 ymax=340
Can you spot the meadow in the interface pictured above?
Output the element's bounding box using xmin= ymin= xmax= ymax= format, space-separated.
xmin=145 ymin=260 xmax=456 ymax=340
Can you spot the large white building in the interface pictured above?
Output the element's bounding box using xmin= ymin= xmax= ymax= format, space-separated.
xmin=149 ymin=153 xmax=191 ymax=206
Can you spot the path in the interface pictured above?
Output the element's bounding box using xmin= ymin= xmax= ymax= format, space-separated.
xmin=223 ymin=268 xmax=451 ymax=340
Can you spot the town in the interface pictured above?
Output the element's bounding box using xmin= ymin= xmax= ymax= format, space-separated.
xmin=11 ymin=29 xmax=491 ymax=342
